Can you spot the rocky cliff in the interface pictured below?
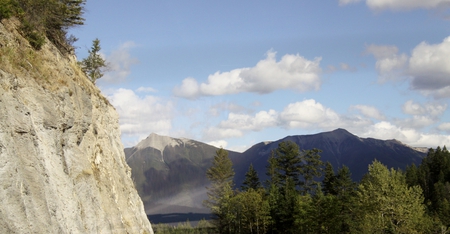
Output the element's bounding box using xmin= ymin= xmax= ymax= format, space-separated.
xmin=0 ymin=19 xmax=153 ymax=233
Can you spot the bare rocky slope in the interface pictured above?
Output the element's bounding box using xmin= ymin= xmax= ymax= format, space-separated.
xmin=0 ymin=18 xmax=153 ymax=233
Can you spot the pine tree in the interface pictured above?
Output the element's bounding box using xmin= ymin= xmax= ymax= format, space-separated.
xmin=323 ymin=162 xmax=336 ymax=195
xmin=241 ymin=163 xmax=261 ymax=191
xmin=204 ymin=148 xmax=235 ymax=233
xmin=80 ymin=38 xmax=107 ymax=84
xmin=300 ymin=148 xmax=324 ymax=195
xmin=273 ymin=141 xmax=302 ymax=188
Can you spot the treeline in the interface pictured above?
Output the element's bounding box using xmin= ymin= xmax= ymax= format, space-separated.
xmin=0 ymin=0 xmax=85 ymax=51
xmin=203 ymin=141 xmax=450 ymax=234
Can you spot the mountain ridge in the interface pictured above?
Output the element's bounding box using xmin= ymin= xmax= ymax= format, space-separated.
xmin=125 ymin=128 xmax=427 ymax=217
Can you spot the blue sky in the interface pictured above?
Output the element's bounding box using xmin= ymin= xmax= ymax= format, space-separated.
xmin=71 ymin=0 xmax=450 ymax=152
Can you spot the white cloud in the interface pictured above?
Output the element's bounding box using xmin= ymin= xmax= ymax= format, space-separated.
xmin=219 ymin=110 xmax=278 ymax=131
xmin=200 ymin=99 xmax=449 ymax=149
xmin=366 ymin=0 xmax=450 ymax=11
xmin=341 ymin=0 xmax=450 ymax=10
xmin=367 ymin=37 xmax=450 ymax=98
xmin=398 ymin=100 xmax=447 ymax=129
xmin=438 ymin=122 xmax=450 ymax=132
xmin=207 ymin=140 xmax=228 ymax=149
xmin=173 ymin=78 xmax=200 ymax=99
xmin=350 ymin=105 xmax=386 ymax=120
xmin=408 ymin=37 xmax=450 ymax=93
xmin=396 ymin=115 xmax=436 ymax=129
xmin=174 ymin=50 xmax=322 ymax=98
xmin=279 ymin=100 xmax=340 ymax=128
xmin=362 ymin=122 xmax=450 ymax=147
xmin=365 ymin=44 xmax=407 ymax=82
xmin=104 ymin=88 xmax=173 ymax=146
xmin=136 ymin=86 xmax=157 ymax=93
xmin=339 ymin=0 xmax=361 ymax=6
xmin=402 ymin=100 xmax=447 ymax=116
xmin=100 ymin=41 xmax=139 ymax=84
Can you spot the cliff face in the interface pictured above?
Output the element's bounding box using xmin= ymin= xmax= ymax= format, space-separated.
xmin=0 ymin=19 xmax=153 ymax=233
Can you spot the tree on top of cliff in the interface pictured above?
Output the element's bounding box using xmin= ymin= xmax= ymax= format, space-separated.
xmin=0 ymin=0 xmax=86 ymax=52
xmin=80 ymin=38 xmax=107 ymax=84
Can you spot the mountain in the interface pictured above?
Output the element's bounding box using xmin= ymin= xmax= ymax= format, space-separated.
xmin=0 ymin=19 xmax=152 ymax=233
xmin=126 ymin=129 xmax=427 ymax=219
xmin=235 ymin=128 xmax=427 ymax=184
xmin=125 ymin=133 xmax=240 ymax=214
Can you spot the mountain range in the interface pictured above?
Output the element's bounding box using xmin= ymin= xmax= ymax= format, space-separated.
xmin=125 ymin=128 xmax=428 ymax=216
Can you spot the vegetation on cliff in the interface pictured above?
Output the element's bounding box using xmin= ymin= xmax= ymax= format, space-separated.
xmin=0 ymin=0 xmax=85 ymax=52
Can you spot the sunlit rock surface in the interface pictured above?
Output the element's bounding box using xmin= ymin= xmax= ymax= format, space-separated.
xmin=0 ymin=19 xmax=153 ymax=234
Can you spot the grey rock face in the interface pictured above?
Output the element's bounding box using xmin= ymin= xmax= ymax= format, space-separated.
xmin=0 ymin=19 xmax=153 ymax=234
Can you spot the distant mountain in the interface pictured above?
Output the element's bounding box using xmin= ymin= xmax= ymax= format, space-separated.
xmin=125 ymin=129 xmax=427 ymax=217
xmin=234 ymin=128 xmax=427 ymax=185
xmin=124 ymin=133 xmax=239 ymax=214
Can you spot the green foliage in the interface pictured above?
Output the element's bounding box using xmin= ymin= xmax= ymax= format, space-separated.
xmin=0 ymin=0 xmax=20 ymax=19
xmin=204 ymin=145 xmax=445 ymax=233
xmin=241 ymin=163 xmax=262 ymax=191
xmin=355 ymin=160 xmax=432 ymax=233
xmin=203 ymin=148 xmax=236 ymax=233
xmin=300 ymin=148 xmax=324 ymax=194
xmin=0 ymin=0 xmax=85 ymax=51
xmin=406 ymin=146 xmax=450 ymax=226
xmin=230 ymin=189 xmax=271 ymax=233
xmin=80 ymin=38 xmax=107 ymax=84
xmin=152 ymin=220 xmax=216 ymax=234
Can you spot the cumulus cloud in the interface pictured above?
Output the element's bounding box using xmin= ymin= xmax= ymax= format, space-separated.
xmin=408 ymin=37 xmax=450 ymax=93
xmin=367 ymin=37 xmax=450 ymax=98
xmin=101 ymin=41 xmax=139 ymax=84
xmin=279 ymin=100 xmax=340 ymax=128
xmin=350 ymin=105 xmax=386 ymax=120
xmin=365 ymin=44 xmax=408 ymax=82
xmin=402 ymin=100 xmax=447 ymax=116
xmin=340 ymin=0 xmax=450 ymax=11
xmin=397 ymin=100 xmax=447 ymax=129
xmin=203 ymin=99 xmax=342 ymax=142
xmin=174 ymin=51 xmax=322 ymax=98
xmin=362 ymin=122 xmax=450 ymax=147
xmin=219 ymin=110 xmax=278 ymax=131
xmin=105 ymin=88 xmax=173 ymax=146
xmin=201 ymin=98 xmax=450 ymax=148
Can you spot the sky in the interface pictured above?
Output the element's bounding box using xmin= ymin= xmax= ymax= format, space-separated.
xmin=71 ymin=0 xmax=450 ymax=152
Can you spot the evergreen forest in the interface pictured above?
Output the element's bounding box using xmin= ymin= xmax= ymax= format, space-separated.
xmin=193 ymin=141 xmax=449 ymax=234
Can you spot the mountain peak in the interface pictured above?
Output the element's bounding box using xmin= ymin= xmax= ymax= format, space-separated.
xmin=136 ymin=133 xmax=183 ymax=151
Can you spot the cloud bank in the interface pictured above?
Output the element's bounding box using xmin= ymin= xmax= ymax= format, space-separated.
xmin=203 ymin=99 xmax=450 ymax=148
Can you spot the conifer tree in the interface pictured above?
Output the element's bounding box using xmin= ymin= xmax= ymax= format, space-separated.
xmin=204 ymin=148 xmax=235 ymax=233
xmin=241 ymin=163 xmax=261 ymax=191
xmin=80 ymin=38 xmax=107 ymax=84
xmin=300 ymin=148 xmax=324 ymax=194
